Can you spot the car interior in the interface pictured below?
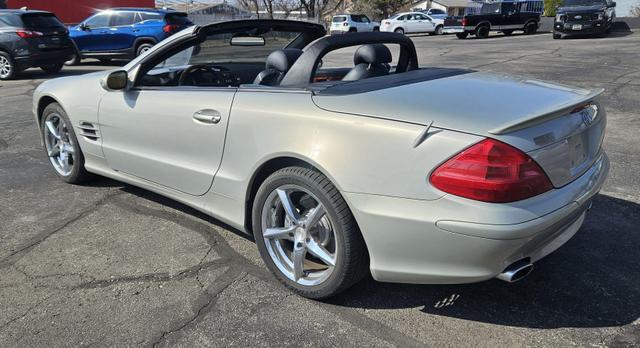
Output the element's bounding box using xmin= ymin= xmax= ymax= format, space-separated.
xmin=135 ymin=23 xmax=415 ymax=90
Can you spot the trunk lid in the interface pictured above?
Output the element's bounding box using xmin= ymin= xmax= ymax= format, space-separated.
xmin=312 ymin=70 xmax=606 ymax=187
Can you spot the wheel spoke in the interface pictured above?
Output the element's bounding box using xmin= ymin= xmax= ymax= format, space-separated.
xmin=292 ymin=242 xmax=306 ymax=281
xmin=263 ymin=225 xmax=296 ymax=240
xmin=276 ymin=189 xmax=300 ymax=223
xmin=47 ymin=143 xmax=61 ymax=157
xmin=59 ymin=151 xmax=70 ymax=173
xmin=62 ymin=143 xmax=74 ymax=154
xmin=45 ymin=120 xmax=60 ymax=140
xmin=305 ymin=204 xmax=325 ymax=229
xmin=307 ymin=239 xmax=335 ymax=267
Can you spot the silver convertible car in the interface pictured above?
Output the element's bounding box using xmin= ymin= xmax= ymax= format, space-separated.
xmin=33 ymin=20 xmax=608 ymax=299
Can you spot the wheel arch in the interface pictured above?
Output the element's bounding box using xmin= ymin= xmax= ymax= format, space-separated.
xmin=244 ymin=155 xmax=348 ymax=234
xmin=133 ymin=37 xmax=157 ymax=51
xmin=37 ymin=95 xmax=60 ymax=127
xmin=476 ymin=21 xmax=491 ymax=29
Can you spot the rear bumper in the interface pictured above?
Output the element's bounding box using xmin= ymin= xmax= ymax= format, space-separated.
xmin=443 ymin=26 xmax=465 ymax=34
xmin=14 ymin=48 xmax=74 ymax=70
xmin=344 ymin=152 xmax=609 ymax=284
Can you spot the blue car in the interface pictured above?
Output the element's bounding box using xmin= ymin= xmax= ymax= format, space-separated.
xmin=66 ymin=8 xmax=192 ymax=65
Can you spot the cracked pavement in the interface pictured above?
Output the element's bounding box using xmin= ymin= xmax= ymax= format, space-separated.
xmin=1 ymin=32 xmax=639 ymax=347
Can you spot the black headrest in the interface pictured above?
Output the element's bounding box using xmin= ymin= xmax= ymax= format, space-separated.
xmin=353 ymin=44 xmax=392 ymax=65
xmin=265 ymin=48 xmax=304 ymax=73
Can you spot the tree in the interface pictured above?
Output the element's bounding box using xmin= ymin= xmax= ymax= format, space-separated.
xmin=631 ymin=3 xmax=640 ymax=16
xmin=543 ymin=0 xmax=564 ymax=16
xmin=300 ymin=0 xmax=344 ymax=20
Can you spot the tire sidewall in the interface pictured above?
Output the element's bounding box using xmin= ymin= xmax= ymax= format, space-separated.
xmin=40 ymin=103 xmax=87 ymax=183
xmin=394 ymin=28 xmax=404 ymax=34
xmin=252 ymin=169 xmax=353 ymax=298
xmin=136 ymin=43 xmax=154 ymax=57
xmin=0 ymin=51 xmax=16 ymax=80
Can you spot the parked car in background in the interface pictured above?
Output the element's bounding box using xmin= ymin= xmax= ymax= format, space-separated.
xmin=66 ymin=7 xmax=192 ymax=65
xmin=0 ymin=9 xmax=73 ymax=79
xmin=330 ymin=14 xmax=380 ymax=34
xmin=553 ymin=0 xmax=616 ymax=39
xmin=381 ymin=12 xmax=445 ymax=35
xmin=421 ymin=8 xmax=448 ymax=20
xmin=444 ymin=2 xmax=540 ymax=39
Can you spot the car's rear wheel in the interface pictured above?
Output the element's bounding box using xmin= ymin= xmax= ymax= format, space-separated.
xmin=394 ymin=28 xmax=404 ymax=35
xmin=252 ymin=167 xmax=368 ymax=299
xmin=0 ymin=51 xmax=16 ymax=80
xmin=434 ymin=25 xmax=444 ymax=35
xmin=553 ymin=33 xmax=562 ymax=39
xmin=41 ymin=103 xmax=92 ymax=184
xmin=475 ymin=25 xmax=490 ymax=39
xmin=136 ymin=43 xmax=154 ymax=57
xmin=348 ymin=28 xmax=357 ymax=33
xmin=41 ymin=63 xmax=64 ymax=74
xmin=456 ymin=32 xmax=468 ymax=39
xmin=373 ymin=26 xmax=380 ymax=32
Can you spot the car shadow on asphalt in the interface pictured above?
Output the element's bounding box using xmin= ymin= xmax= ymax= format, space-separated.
xmin=102 ymin=181 xmax=639 ymax=329
xmin=327 ymin=193 xmax=640 ymax=329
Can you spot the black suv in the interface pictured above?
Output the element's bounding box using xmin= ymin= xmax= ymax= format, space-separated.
xmin=553 ymin=0 xmax=616 ymax=39
xmin=0 ymin=10 xmax=73 ymax=79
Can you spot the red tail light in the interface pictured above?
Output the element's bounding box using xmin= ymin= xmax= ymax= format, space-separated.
xmin=430 ymin=139 xmax=553 ymax=203
xmin=461 ymin=18 xmax=468 ymax=26
xmin=163 ymin=24 xmax=179 ymax=33
xmin=16 ymin=30 xmax=43 ymax=38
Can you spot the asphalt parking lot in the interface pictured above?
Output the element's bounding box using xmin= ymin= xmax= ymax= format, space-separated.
xmin=1 ymin=30 xmax=639 ymax=347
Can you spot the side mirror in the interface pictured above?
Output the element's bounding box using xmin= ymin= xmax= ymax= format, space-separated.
xmin=102 ymin=70 xmax=129 ymax=91
xmin=79 ymin=23 xmax=90 ymax=31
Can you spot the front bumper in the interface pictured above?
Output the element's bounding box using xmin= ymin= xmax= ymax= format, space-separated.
xmin=554 ymin=20 xmax=607 ymax=35
xmin=344 ymin=152 xmax=609 ymax=284
xmin=14 ymin=48 xmax=74 ymax=70
xmin=443 ymin=26 xmax=465 ymax=34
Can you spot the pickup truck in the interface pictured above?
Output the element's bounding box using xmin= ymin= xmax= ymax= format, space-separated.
xmin=443 ymin=2 xmax=540 ymax=39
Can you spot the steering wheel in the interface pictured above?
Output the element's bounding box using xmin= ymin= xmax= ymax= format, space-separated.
xmin=178 ymin=64 xmax=222 ymax=86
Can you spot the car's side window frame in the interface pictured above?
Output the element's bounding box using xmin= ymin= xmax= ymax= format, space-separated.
xmin=130 ymin=33 xmax=239 ymax=92
xmin=110 ymin=11 xmax=137 ymax=27
xmin=84 ymin=13 xmax=111 ymax=29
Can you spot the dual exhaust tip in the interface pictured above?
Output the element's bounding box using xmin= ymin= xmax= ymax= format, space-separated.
xmin=496 ymin=258 xmax=534 ymax=283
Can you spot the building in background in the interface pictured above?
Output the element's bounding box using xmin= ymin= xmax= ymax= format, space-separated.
xmin=412 ymin=0 xmax=469 ymax=16
xmin=6 ymin=0 xmax=155 ymax=23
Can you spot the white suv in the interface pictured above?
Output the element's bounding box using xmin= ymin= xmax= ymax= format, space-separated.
xmin=330 ymin=14 xmax=380 ymax=34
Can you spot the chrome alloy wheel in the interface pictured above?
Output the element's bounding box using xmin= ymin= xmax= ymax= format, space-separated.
xmin=0 ymin=55 xmax=11 ymax=79
xmin=261 ymin=185 xmax=338 ymax=286
xmin=43 ymin=112 xmax=75 ymax=176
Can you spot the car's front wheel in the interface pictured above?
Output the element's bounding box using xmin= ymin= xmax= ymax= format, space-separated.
xmin=252 ymin=167 xmax=368 ymax=299
xmin=434 ymin=25 xmax=444 ymax=35
xmin=475 ymin=25 xmax=490 ymax=39
xmin=456 ymin=32 xmax=469 ymax=39
xmin=394 ymin=28 xmax=405 ymax=35
xmin=41 ymin=103 xmax=92 ymax=184
xmin=136 ymin=43 xmax=154 ymax=57
xmin=0 ymin=51 xmax=16 ymax=80
xmin=524 ymin=21 xmax=538 ymax=35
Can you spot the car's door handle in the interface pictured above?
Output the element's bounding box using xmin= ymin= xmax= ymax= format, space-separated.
xmin=193 ymin=109 xmax=221 ymax=124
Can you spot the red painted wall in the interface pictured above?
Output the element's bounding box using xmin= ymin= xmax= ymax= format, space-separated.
xmin=8 ymin=0 xmax=156 ymax=24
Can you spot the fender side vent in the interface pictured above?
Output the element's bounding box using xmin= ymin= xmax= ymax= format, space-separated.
xmin=78 ymin=121 xmax=100 ymax=142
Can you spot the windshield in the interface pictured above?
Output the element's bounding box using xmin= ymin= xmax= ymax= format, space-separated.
xmin=562 ymin=0 xmax=605 ymax=6
xmin=21 ymin=13 xmax=65 ymax=29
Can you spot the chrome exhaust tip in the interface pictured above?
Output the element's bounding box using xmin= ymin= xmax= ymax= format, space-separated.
xmin=497 ymin=259 xmax=534 ymax=283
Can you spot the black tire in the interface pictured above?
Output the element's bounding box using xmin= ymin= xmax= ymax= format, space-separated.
xmin=394 ymin=27 xmax=404 ymax=35
xmin=373 ymin=26 xmax=380 ymax=32
xmin=524 ymin=21 xmax=538 ymax=35
xmin=40 ymin=103 xmax=93 ymax=184
xmin=553 ymin=33 xmax=562 ymax=39
xmin=456 ymin=32 xmax=468 ymax=39
xmin=40 ymin=63 xmax=64 ymax=74
xmin=434 ymin=25 xmax=444 ymax=35
xmin=252 ymin=167 xmax=369 ymax=299
xmin=0 ymin=51 xmax=17 ymax=80
xmin=64 ymin=51 xmax=80 ymax=66
xmin=502 ymin=29 xmax=513 ymax=36
xmin=136 ymin=42 xmax=154 ymax=56
xmin=475 ymin=25 xmax=490 ymax=39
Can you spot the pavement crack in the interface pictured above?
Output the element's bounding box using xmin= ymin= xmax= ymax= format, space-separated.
xmin=0 ymin=191 xmax=123 ymax=270
xmin=150 ymin=268 xmax=247 ymax=347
